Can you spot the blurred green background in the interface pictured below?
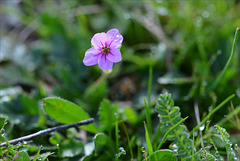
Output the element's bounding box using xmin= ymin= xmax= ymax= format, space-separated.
xmin=0 ymin=0 xmax=240 ymax=160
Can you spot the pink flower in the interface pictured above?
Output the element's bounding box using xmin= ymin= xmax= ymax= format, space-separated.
xmin=83 ymin=29 xmax=123 ymax=70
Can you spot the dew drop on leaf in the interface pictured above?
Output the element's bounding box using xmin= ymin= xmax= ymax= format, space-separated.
xmin=141 ymin=147 xmax=146 ymax=152
xmin=0 ymin=129 xmax=5 ymax=136
xmin=199 ymin=124 xmax=205 ymax=131
xmin=119 ymin=147 xmax=126 ymax=155
xmin=234 ymin=144 xmax=239 ymax=153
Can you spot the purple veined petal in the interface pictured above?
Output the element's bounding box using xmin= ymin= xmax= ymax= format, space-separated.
xmin=107 ymin=29 xmax=123 ymax=48
xmin=91 ymin=32 xmax=108 ymax=49
xmin=98 ymin=54 xmax=113 ymax=70
xmin=83 ymin=48 xmax=101 ymax=66
xmin=106 ymin=48 xmax=122 ymax=63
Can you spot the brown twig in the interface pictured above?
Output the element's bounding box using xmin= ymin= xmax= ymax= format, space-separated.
xmin=0 ymin=118 xmax=94 ymax=147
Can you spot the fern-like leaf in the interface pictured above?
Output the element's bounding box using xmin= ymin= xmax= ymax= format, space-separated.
xmin=214 ymin=125 xmax=237 ymax=161
xmin=156 ymin=93 xmax=192 ymax=157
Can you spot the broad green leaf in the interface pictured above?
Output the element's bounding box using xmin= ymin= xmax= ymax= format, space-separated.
xmin=148 ymin=149 xmax=176 ymax=161
xmin=99 ymin=100 xmax=117 ymax=131
xmin=144 ymin=122 xmax=153 ymax=155
xmin=14 ymin=151 xmax=30 ymax=161
xmin=43 ymin=97 xmax=98 ymax=133
xmin=122 ymin=107 xmax=138 ymax=125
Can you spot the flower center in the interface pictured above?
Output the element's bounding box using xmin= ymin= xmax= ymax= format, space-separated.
xmin=102 ymin=46 xmax=109 ymax=55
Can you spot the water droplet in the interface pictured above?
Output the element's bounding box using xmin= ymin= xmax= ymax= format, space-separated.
xmin=199 ymin=124 xmax=205 ymax=131
xmin=171 ymin=144 xmax=178 ymax=152
xmin=0 ymin=129 xmax=5 ymax=136
xmin=4 ymin=120 xmax=8 ymax=125
xmin=234 ymin=144 xmax=239 ymax=153
xmin=141 ymin=147 xmax=146 ymax=152
xmin=235 ymin=88 xmax=240 ymax=97
xmin=23 ymin=141 xmax=28 ymax=145
xmin=17 ymin=142 xmax=22 ymax=146
xmin=194 ymin=131 xmax=198 ymax=137
xmin=202 ymin=11 xmax=209 ymax=18
xmin=119 ymin=147 xmax=126 ymax=155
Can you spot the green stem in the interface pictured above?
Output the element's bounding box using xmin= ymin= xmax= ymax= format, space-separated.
xmin=121 ymin=121 xmax=133 ymax=161
xmin=208 ymin=27 xmax=240 ymax=92
xmin=147 ymin=53 xmax=153 ymax=136
xmin=84 ymin=70 xmax=110 ymax=97
xmin=144 ymin=98 xmax=152 ymax=139
xmin=190 ymin=94 xmax=235 ymax=136
xmin=115 ymin=117 xmax=119 ymax=161
xmin=192 ymin=128 xmax=195 ymax=161
xmin=157 ymin=116 xmax=188 ymax=150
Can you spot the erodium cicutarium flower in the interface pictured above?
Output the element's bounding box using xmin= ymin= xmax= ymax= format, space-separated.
xmin=83 ymin=28 xmax=123 ymax=71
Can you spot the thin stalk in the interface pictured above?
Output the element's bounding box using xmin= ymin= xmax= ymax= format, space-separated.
xmin=121 ymin=121 xmax=133 ymax=161
xmin=230 ymin=101 xmax=240 ymax=127
xmin=146 ymin=52 xmax=153 ymax=137
xmin=144 ymin=98 xmax=152 ymax=139
xmin=190 ymin=94 xmax=235 ymax=136
xmin=84 ymin=71 xmax=109 ymax=97
xmin=192 ymin=128 xmax=195 ymax=161
xmin=0 ymin=118 xmax=94 ymax=147
xmin=208 ymin=28 xmax=240 ymax=92
xmin=115 ymin=117 xmax=119 ymax=161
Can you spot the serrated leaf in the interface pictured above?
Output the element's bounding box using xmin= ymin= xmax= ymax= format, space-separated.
xmin=156 ymin=93 xmax=192 ymax=157
xmin=43 ymin=97 xmax=98 ymax=133
xmin=215 ymin=125 xmax=237 ymax=161
xmin=185 ymin=149 xmax=216 ymax=161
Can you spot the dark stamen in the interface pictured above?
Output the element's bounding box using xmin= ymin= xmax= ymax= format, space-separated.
xmin=102 ymin=46 xmax=109 ymax=54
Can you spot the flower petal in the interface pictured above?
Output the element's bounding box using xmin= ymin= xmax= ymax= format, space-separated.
xmin=83 ymin=47 xmax=100 ymax=66
xmin=107 ymin=29 xmax=123 ymax=48
xmin=91 ymin=32 xmax=108 ymax=49
xmin=98 ymin=54 xmax=113 ymax=70
xmin=106 ymin=48 xmax=122 ymax=63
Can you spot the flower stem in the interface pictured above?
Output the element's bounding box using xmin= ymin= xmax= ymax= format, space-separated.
xmin=84 ymin=70 xmax=110 ymax=98
xmin=115 ymin=116 xmax=119 ymax=161
xmin=121 ymin=121 xmax=134 ymax=161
